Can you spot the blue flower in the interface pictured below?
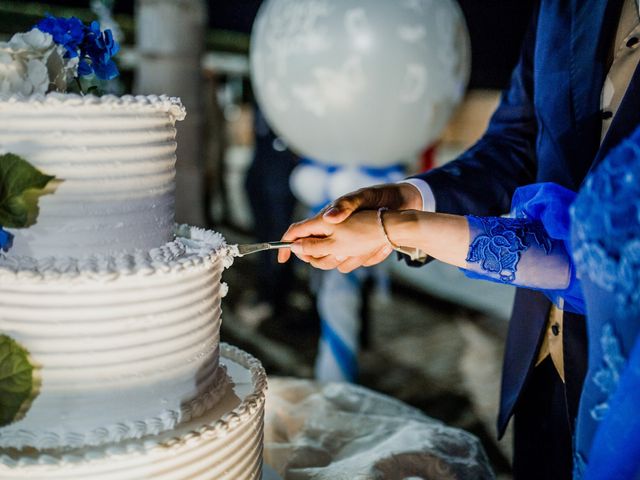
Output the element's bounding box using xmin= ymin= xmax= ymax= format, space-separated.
xmin=36 ymin=15 xmax=85 ymax=59
xmin=87 ymin=21 xmax=119 ymax=57
xmin=81 ymin=21 xmax=120 ymax=80
xmin=35 ymin=15 xmax=120 ymax=81
xmin=0 ymin=227 xmax=13 ymax=253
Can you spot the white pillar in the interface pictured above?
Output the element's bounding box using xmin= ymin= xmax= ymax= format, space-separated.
xmin=135 ymin=0 xmax=207 ymax=226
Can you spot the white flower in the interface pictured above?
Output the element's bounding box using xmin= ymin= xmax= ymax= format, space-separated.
xmin=8 ymin=28 xmax=54 ymax=52
xmin=27 ymin=58 xmax=50 ymax=93
xmin=0 ymin=51 xmax=33 ymax=95
xmin=0 ymin=47 xmax=48 ymax=95
xmin=0 ymin=29 xmax=78 ymax=96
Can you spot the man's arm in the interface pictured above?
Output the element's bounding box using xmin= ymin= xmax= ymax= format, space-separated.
xmin=284 ymin=207 xmax=574 ymax=293
xmin=415 ymin=1 xmax=540 ymax=217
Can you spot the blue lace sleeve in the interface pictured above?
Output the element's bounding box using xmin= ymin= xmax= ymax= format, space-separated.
xmin=583 ymin=332 xmax=640 ymax=480
xmin=462 ymin=183 xmax=585 ymax=314
xmin=465 ymin=215 xmax=571 ymax=287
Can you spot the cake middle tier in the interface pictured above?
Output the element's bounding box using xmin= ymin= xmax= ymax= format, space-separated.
xmin=0 ymin=93 xmax=186 ymax=258
xmin=0 ymin=227 xmax=235 ymax=450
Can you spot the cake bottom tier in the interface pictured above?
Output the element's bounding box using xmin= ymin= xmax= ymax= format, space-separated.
xmin=0 ymin=344 xmax=267 ymax=480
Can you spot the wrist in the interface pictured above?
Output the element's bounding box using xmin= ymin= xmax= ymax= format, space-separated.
xmin=397 ymin=183 xmax=424 ymax=211
xmin=382 ymin=209 xmax=421 ymax=247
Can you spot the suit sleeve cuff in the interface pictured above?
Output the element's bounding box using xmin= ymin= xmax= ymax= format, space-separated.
xmin=398 ymin=179 xmax=436 ymax=212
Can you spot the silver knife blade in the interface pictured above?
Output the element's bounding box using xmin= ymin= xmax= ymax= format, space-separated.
xmin=236 ymin=241 xmax=292 ymax=257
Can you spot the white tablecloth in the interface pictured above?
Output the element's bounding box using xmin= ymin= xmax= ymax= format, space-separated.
xmin=263 ymin=377 xmax=495 ymax=480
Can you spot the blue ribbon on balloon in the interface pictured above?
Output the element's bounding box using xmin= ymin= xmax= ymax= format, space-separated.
xmin=320 ymin=308 xmax=358 ymax=380
xmin=301 ymin=157 xmax=405 ymax=215
xmin=300 ymin=158 xmax=404 ymax=382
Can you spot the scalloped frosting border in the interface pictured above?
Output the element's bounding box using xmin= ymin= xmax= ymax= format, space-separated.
xmin=0 ymin=93 xmax=186 ymax=121
xmin=0 ymin=225 xmax=239 ymax=282
xmin=0 ymin=343 xmax=268 ymax=469
xmin=0 ymin=360 xmax=229 ymax=451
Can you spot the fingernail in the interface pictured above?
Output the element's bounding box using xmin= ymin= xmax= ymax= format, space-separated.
xmin=290 ymin=242 xmax=302 ymax=254
xmin=323 ymin=207 xmax=338 ymax=218
xmin=336 ymin=255 xmax=346 ymax=261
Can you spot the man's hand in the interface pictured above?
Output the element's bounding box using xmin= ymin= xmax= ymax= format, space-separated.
xmin=278 ymin=210 xmax=394 ymax=273
xmin=321 ymin=182 xmax=422 ymax=224
xmin=278 ymin=182 xmax=421 ymax=270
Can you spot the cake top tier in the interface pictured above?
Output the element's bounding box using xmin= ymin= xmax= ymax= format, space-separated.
xmin=0 ymin=93 xmax=186 ymax=121
xmin=0 ymin=93 xmax=185 ymax=259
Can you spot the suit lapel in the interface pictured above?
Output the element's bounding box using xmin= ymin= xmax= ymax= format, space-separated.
xmin=569 ymin=0 xmax=625 ymax=183
xmin=589 ymin=62 xmax=640 ymax=176
xmin=569 ymin=0 xmax=614 ymax=127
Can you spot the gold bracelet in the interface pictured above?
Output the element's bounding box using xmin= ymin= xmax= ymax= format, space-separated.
xmin=377 ymin=207 xmax=398 ymax=250
xmin=376 ymin=207 xmax=428 ymax=262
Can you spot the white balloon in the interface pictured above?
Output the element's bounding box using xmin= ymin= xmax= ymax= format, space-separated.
xmin=327 ymin=168 xmax=378 ymax=200
xmin=290 ymin=163 xmax=330 ymax=207
xmin=250 ymin=0 xmax=470 ymax=167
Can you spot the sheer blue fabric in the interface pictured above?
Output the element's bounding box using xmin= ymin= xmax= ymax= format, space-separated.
xmin=581 ymin=331 xmax=640 ymax=480
xmin=571 ymin=126 xmax=640 ymax=480
xmin=459 ymin=123 xmax=640 ymax=479
xmin=463 ymin=183 xmax=584 ymax=314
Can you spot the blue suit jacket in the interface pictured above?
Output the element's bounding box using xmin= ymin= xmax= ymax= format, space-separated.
xmin=416 ymin=0 xmax=640 ymax=437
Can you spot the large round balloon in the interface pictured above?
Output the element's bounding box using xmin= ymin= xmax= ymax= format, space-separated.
xmin=250 ymin=0 xmax=470 ymax=167
xmin=289 ymin=162 xmax=330 ymax=207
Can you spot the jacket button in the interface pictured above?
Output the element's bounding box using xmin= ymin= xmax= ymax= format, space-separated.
xmin=552 ymin=323 xmax=560 ymax=336
xmin=627 ymin=36 xmax=639 ymax=48
xmin=601 ymin=109 xmax=613 ymax=120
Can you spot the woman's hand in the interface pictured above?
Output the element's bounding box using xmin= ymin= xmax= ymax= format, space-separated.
xmin=279 ymin=207 xmax=472 ymax=273
xmin=278 ymin=182 xmax=422 ymax=271
xmin=279 ymin=210 xmax=394 ymax=273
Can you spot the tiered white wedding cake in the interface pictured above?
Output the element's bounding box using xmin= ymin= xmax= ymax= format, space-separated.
xmin=0 ymin=93 xmax=267 ymax=479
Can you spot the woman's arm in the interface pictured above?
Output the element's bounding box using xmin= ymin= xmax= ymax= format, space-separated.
xmin=288 ymin=208 xmax=573 ymax=292
xmin=383 ymin=210 xmax=470 ymax=268
xmin=285 ymin=209 xmax=469 ymax=270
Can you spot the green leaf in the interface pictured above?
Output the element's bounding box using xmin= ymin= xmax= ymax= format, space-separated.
xmin=0 ymin=335 xmax=38 ymax=427
xmin=0 ymin=153 xmax=56 ymax=228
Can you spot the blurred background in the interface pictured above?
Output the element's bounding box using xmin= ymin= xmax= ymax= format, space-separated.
xmin=0 ymin=1 xmax=535 ymax=477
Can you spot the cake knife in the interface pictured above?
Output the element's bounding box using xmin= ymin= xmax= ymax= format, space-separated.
xmin=236 ymin=241 xmax=292 ymax=257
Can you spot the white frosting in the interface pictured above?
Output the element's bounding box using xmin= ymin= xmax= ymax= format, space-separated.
xmin=0 ymin=226 xmax=233 ymax=282
xmin=0 ymin=226 xmax=236 ymax=450
xmin=0 ymin=344 xmax=267 ymax=480
xmin=0 ymin=93 xmax=266 ymax=479
xmin=0 ymin=93 xmax=185 ymax=258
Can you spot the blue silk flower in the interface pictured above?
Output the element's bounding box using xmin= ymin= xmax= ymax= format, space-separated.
xmin=36 ymin=15 xmax=120 ymax=80
xmin=0 ymin=227 xmax=13 ymax=252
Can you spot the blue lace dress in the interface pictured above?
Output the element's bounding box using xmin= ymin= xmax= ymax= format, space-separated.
xmin=461 ymin=129 xmax=640 ymax=479
xmin=570 ymin=129 xmax=640 ymax=480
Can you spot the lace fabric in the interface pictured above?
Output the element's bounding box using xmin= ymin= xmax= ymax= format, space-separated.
xmin=572 ymin=129 xmax=640 ymax=315
xmin=580 ymin=331 xmax=640 ymax=480
xmin=457 ymin=125 xmax=640 ymax=478
xmin=463 ymin=183 xmax=582 ymax=312
xmin=571 ymin=125 xmax=640 ymax=479
xmin=589 ymin=323 xmax=624 ymax=422
xmin=466 ymin=216 xmax=551 ymax=283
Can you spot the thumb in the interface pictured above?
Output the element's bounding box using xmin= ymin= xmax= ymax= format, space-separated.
xmin=322 ymin=194 xmax=362 ymax=224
